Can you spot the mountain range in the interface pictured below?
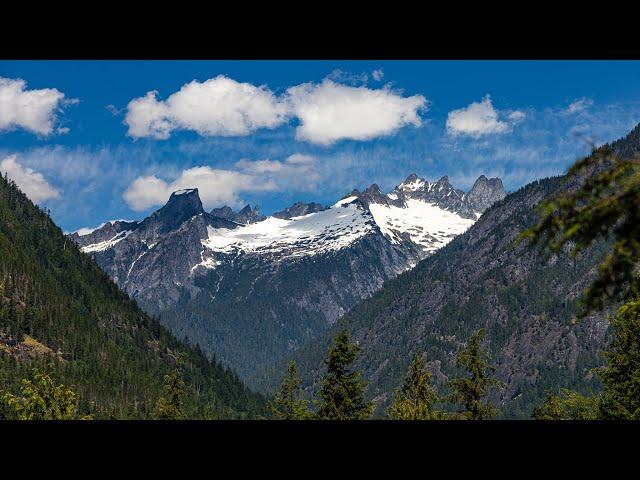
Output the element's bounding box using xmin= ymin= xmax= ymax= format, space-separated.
xmin=70 ymin=174 xmax=506 ymax=389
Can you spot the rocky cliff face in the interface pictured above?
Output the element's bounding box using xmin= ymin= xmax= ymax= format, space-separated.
xmin=71 ymin=173 xmax=505 ymax=388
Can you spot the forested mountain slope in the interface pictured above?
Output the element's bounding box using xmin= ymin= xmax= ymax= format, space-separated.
xmin=283 ymin=121 xmax=640 ymax=420
xmin=0 ymin=174 xmax=266 ymax=419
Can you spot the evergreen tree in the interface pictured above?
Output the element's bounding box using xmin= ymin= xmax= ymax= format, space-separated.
xmin=387 ymin=354 xmax=446 ymax=420
xmin=1 ymin=368 xmax=90 ymax=420
xmin=155 ymin=357 xmax=187 ymax=420
xmin=599 ymin=300 xmax=640 ymax=419
xmin=448 ymin=329 xmax=501 ymax=420
xmin=317 ymin=328 xmax=372 ymax=420
xmin=532 ymin=389 xmax=600 ymax=420
xmin=268 ymin=362 xmax=312 ymax=419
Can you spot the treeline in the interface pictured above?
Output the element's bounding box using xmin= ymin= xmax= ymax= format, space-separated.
xmin=268 ymin=327 xmax=502 ymax=420
xmin=0 ymin=172 xmax=266 ymax=419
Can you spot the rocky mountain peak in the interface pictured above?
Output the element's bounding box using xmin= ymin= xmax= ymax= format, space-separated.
xmin=466 ymin=175 xmax=506 ymax=212
xmin=404 ymin=173 xmax=419 ymax=183
xmin=436 ymin=175 xmax=450 ymax=187
xmin=211 ymin=204 xmax=265 ymax=225
xmin=145 ymin=188 xmax=205 ymax=233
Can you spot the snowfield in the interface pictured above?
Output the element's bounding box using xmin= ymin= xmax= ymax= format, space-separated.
xmin=81 ymin=230 xmax=133 ymax=253
xmin=79 ymin=182 xmax=480 ymax=270
xmin=369 ymin=199 xmax=474 ymax=252
xmin=201 ymin=202 xmax=374 ymax=260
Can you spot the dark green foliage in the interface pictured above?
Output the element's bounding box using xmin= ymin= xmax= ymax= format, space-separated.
xmin=532 ymin=389 xmax=600 ymax=420
xmin=317 ymin=328 xmax=372 ymax=420
xmin=599 ymin=300 xmax=640 ymax=419
xmin=1 ymin=367 xmax=90 ymax=420
xmin=0 ymin=174 xmax=266 ymax=419
xmin=448 ymin=329 xmax=501 ymax=420
xmin=155 ymin=356 xmax=186 ymax=420
xmin=387 ymin=354 xmax=445 ymax=420
xmin=267 ymin=362 xmax=312 ymax=419
xmin=519 ymin=146 xmax=640 ymax=313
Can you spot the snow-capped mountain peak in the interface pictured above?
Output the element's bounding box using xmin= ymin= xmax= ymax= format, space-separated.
xmin=70 ymin=173 xmax=505 ymax=316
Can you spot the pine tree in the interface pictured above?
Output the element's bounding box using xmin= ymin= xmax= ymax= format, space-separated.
xmin=156 ymin=357 xmax=187 ymax=420
xmin=268 ymin=362 xmax=312 ymax=419
xmin=317 ymin=328 xmax=373 ymax=420
xmin=1 ymin=368 xmax=90 ymax=420
xmin=387 ymin=354 xmax=446 ymax=420
xmin=599 ymin=300 xmax=640 ymax=419
xmin=448 ymin=329 xmax=501 ymax=420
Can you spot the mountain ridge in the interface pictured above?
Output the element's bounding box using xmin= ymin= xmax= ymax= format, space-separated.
xmin=70 ymin=172 xmax=506 ymax=389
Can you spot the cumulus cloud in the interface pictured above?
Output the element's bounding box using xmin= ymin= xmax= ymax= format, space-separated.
xmin=125 ymin=76 xmax=289 ymax=140
xmin=125 ymin=75 xmax=427 ymax=146
xmin=286 ymin=79 xmax=426 ymax=145
xmin=0 ymin=77 xmax=73 ymax=136
xmin=564 ymin=97 xmax=594 ymax=115
xmin=123 ymin=154 xmax=319 ymax=211
xmin=0 ymin=155 xmax=61 ymax=202
xmin=446 ymin=95 xmax=524 ymax=138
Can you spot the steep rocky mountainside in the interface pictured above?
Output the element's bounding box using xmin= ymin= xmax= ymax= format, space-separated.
xmin=71 ymin=174 xmax=505 ymax=389
xmin=287 ymin=175 xmax=611 ymax=417
xmin=0 ymin=176 xmax=266 ymax=419
xmin=286 ymin=123 xmax=640 ymax=418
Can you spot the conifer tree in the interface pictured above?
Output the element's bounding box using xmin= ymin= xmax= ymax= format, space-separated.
xmin=1 ymin=367 xmax=90 ymax=420
xmin=317 ymin=328 xmax=373 ymax=420
xmin=599 ymin=300 xmax=640 ymax=419
xmin=387 ymin=354 xmax=446 ymax=420
xmin=156 ymin=356 xmax=187 ymax=420
xmin=268 ymin=362 xmax=312 ymax=419
xmin=448 ymin=329 xmax=501 ymax=420
xmin=532 ymin=389 xmax=600 ymax=420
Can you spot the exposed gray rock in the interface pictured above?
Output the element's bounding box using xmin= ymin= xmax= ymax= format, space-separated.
xmin=273 ymin=201 xmax=325 ymax=219
xmin=211 ymin=204 xmax=265 ymax=224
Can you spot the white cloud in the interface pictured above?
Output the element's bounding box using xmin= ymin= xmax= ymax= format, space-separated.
xmin=372 ymin=69 xmax=384 ymax=81
xmin=125 ymin=75 xmax=427 ymax=146
xmin=0 ymin=77 xmax=72 ymax=136
xmin=446 ymin=95 xmax=524 ymax=138
xmin=564 ymin=97 xmax=594 ymax=115
xmin=286 ymin=79 xmax=426 ymax=145
xmin=125 ymin=76 xmax=288 ymax=140
xmin=0 ymin=155 xmax=61 ymax=202
xmin=123 ymin=154 xmax=319 ymax=211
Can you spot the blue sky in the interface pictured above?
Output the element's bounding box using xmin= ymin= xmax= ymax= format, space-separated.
xmin=1 ymin=60 xmax=640 ymax=232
